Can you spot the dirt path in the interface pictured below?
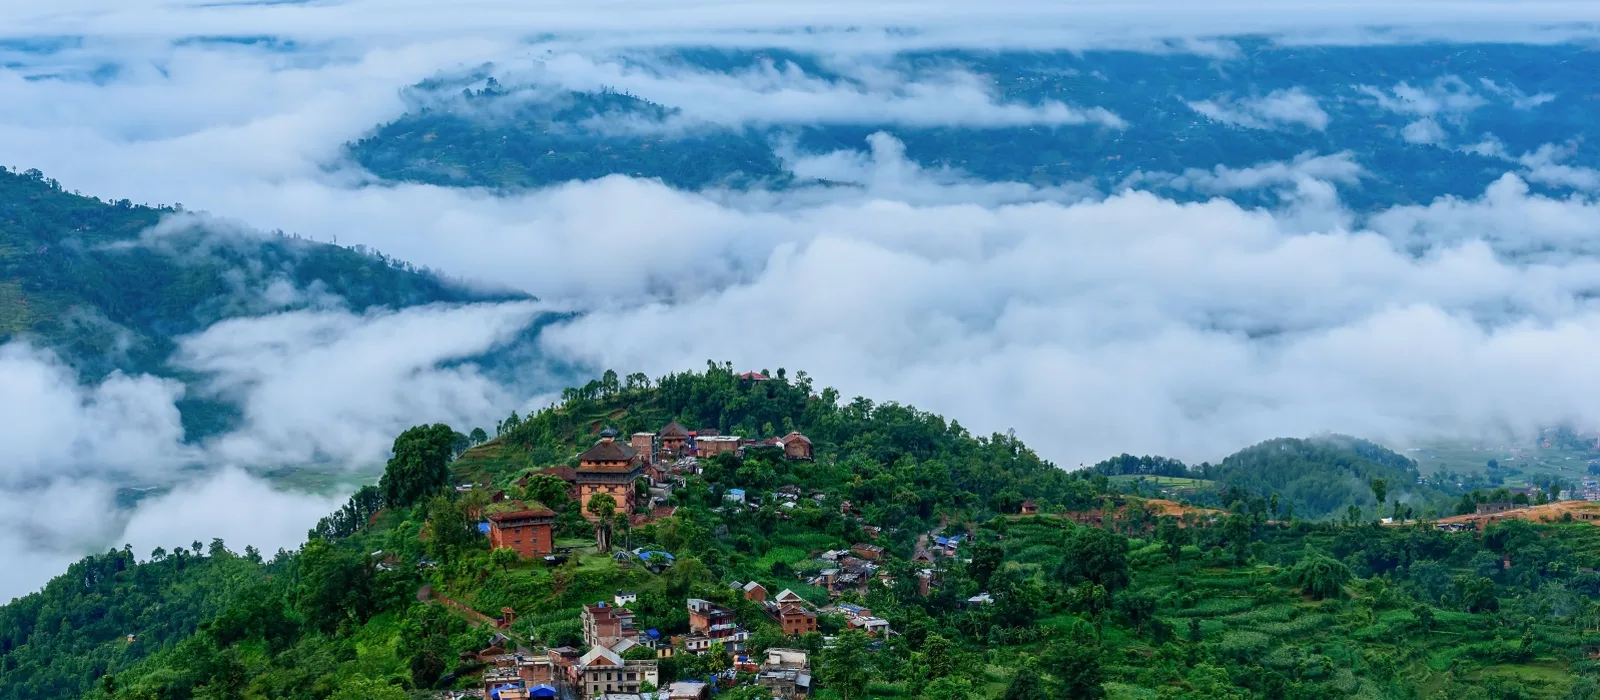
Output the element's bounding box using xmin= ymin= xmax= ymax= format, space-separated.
xmin=915 ymin=520 xmax=949 ymax=561
xmin=416 ymin=584 xmax=509 ymax=633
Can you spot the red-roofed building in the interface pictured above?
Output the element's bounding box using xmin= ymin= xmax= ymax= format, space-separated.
xmin=488 ymin=503 xmax=557 ymax=558
xmin=776 ymin=603 xmax=816 ymax=637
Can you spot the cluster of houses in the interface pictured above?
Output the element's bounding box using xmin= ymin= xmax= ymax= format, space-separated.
xmin=805 ymin=545 xmax=887 ymax=598
xmin=483 ymin=421 xmax=813 ymax=561
xmin=472 ymin=584 xmax=820 ymax=700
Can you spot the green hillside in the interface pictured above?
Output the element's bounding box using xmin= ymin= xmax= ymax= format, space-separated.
xmin=349 ymin=82 xmax=790 ymax=191
xmin=1092 ymin=437 xmax=1464 ymax=524
xmin=6 ymin=365 xmax=1600 ymax=700
xmin=0 ymin=166 xmax=526 ymax=434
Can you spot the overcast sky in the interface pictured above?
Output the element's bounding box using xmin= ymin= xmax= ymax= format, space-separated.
xmin=4 ymin=1 xmax=1600 ymax=600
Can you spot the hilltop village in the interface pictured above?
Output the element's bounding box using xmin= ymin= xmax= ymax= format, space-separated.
xmin=482 ymin=420 xmax=814 ymax=561
xmin=26 ymin=366 xmax=1600 ymax=700
xmin=451 ymin=418 xmax=948 ymax=700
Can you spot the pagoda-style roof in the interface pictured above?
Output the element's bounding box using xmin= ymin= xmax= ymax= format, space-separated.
xmin=579 ymin=439 xmax=638 ymax=464
xmin=659 ymin=420 xmax=689 ymax=438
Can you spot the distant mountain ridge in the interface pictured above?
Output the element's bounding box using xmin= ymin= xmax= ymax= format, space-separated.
xmin=348 ymin=43 xmax=1599 ymax=208
xmin=1095 ymin=434 xmax=1454 ymax=520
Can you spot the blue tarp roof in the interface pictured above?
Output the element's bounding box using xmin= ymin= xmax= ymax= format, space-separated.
xmin=530 ymin=684 xmax=558 ymax=697
xmin=478 ymin=522 xmax=491 ymax=534
xmin=647 ymin=629 xmax=662 ymax=638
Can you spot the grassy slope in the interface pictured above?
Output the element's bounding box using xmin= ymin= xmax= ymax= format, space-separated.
xmin=1402 ymin=438 xmax=1594 ymax=488
xmin=999 ymin=517 xmax=1600 ymax=699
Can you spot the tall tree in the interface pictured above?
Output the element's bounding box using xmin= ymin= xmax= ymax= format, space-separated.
xmin=1002 ymin=665 xmax=1049 ymax=700
xmin=820 ymin=630 xmax=873 ymax=700
xmin=491 ymin=546 xmax=520 ymax=572
xmin=588 ymin=493 xmax=618 ymax=551
xmin=379 ymin=424 xmax=459 ymax=508
xmin=1043 ymin=637 xmax=1105 ymax=699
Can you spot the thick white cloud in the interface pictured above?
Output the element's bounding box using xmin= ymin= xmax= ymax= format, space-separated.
xmin=117 ymin=469 xmax=348 ymax=562
xmin=1358 ymin=75 xmax=1556 ymax=147
xmin=179 ymin=301 xmax=544 ymax=465
xmin=0 ymin=470 xmax=347 ymax=603
xmin=0 ymin=301 xmax=543 ymax=600
xmin=1516 ymin=143 xmax=1600 ymax=191
xmin=0 ymin=344 xmax=192 ymax=483
xmin=5 ymin=0 xmax=1600 ymax=601
xmin=1187 ymin=88 xmax=1330 ymax=131
xmin=538 ymin=169 xmax=1600 ymax=467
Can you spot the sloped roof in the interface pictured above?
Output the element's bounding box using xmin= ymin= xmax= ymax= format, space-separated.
xmin=659 ymin=420 xmax=689 ymax=437
xmin=529 ymin=466 xmax=578 ymax=483
xmin=487 ymin=501 xmax=556 ymax=522
xmin=779 ymin=432 xmax=812 ymax=446
xmin=579 ymin=646 xmax=623 ymax=667
xmin=579 ymin=438 xmax=638 ymax=464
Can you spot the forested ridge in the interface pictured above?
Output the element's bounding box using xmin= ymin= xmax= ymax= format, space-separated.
xmin=1094 ymin=435 xmax=1461 ymax=522
xmin=349 ymin=81 xmax=791 ymax=191
xmin=349 ymin=44 xmax=1600 ymax=208
xmin=0 ymin=166 xmax=525 ymax=434
xmin=6 ymin=365 xmax=1600 ymax=699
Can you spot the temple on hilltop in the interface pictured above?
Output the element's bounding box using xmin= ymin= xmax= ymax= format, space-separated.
xmin=576 ymin=427 xmax=643 ymax=520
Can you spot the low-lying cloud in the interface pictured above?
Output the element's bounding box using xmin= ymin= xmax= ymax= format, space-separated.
xmin=0 ymin=301 xmax=546 ymax=601
xmin=479 ymin=51 xmax=1126 ymax=130
xmin=4 ymin=2 xmax=1600 ymax=601
xmin=1187 ymin=88 xmax=1330 ymax=131
xmin=1358 ymin=75 xmax=1556 ymax=146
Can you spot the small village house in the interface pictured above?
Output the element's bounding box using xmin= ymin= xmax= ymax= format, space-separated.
xmin=743 ymin=581 xmax=768 ymax=602
xmin=779 ymin=432 xmax=813 ymax=460
xmin=576 ymin=646 xmax=658 ymax=699
xmin=487 ymin=502 xmax=557 ymax=558
xmin=850 ymin=543 xmax=885 ymax=561
xmin=582 ymin=602 xmax=639 ymax=649
xmin=776 ymin=603 xmax=817 ymax=636
xmin=758 ymin=648 xmax=812 ymax=699
xmin=658 ymin=420 xmax=690 ymax=455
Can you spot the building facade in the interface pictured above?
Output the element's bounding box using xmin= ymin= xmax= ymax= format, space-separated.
xmin=779 ymin=432 xmax=813 ymax=460
xmin=577 ymin=647 xmax=659 ymax=699
xmin=582 ymin=603 xmax=639 ymax=649
xmin=488 ymin=504 xmax=558 ymax=558
xmin=577 ymin=428 xmax=644 ymax=520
